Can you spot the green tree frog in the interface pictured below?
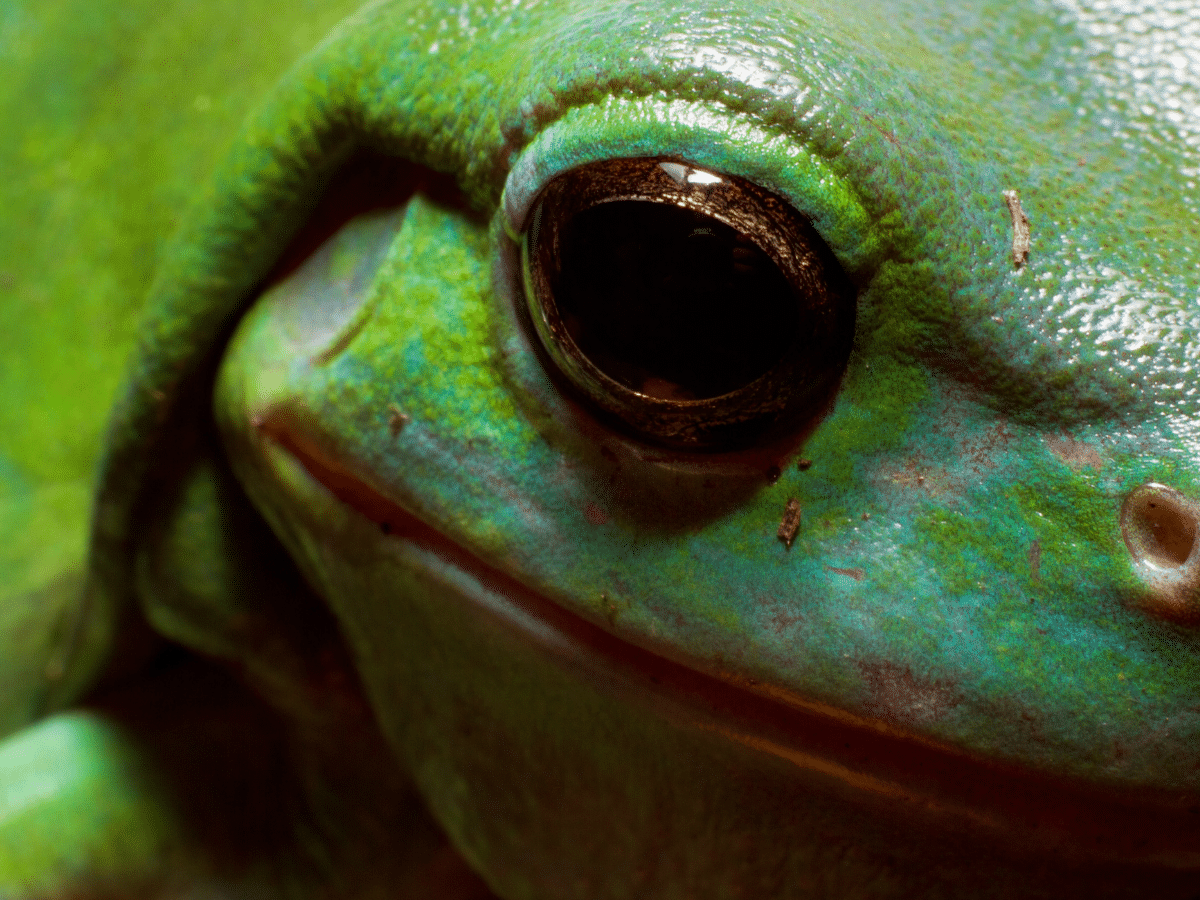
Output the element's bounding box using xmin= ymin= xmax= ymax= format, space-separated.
xmin=1 ymin=0 xmax=1198 ymax=896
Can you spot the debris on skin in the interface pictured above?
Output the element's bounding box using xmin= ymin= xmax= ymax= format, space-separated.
xmin=600 ymin=592 xmax=621 ymax=626
xmin=387 ymin=403 xmax=410 ymax=438
xmin=777 ymin=498 xmax=802 ymax=549
xmin=797 ymin=458 xmax=813 ymax=471
xmin=1002 ymin=189 xmax=1031 ymax=268
xmin=1028 ymin=539 xmax=1042 ymax=581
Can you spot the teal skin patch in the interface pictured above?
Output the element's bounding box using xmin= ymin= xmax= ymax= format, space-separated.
xmin=4 ymin=0 xmax=1200 ymax=896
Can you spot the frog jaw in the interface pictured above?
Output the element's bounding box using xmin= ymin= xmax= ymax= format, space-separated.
xmin=221 ymin=399 xmax=1200 ymax=899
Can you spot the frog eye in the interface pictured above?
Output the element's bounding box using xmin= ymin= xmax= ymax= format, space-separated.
xmin=520 ymin=158 xmax=856 ymax=448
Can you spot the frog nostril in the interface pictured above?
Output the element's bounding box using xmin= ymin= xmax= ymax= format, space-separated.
xmin=1121 ymin=483 xmax=1198 ymax=570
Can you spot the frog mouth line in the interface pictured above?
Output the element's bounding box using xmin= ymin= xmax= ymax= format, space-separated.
xmin=258 ymin=417 xmax=1199 ymax=874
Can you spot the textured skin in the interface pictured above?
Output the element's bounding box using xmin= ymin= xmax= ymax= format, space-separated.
xmin=2 ymin=0 xmax=1199 ymax=897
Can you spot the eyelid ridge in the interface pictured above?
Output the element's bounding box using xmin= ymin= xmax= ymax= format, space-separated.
xmin=500 ymin=95 xmax=882 ymax=277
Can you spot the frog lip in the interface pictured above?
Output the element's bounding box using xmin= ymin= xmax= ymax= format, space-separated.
xmin=259 ymin=418 xmax=1200 ymax=874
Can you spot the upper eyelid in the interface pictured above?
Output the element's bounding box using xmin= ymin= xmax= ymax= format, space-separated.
xmin=500 ymin=96 xmax=882 ymax=277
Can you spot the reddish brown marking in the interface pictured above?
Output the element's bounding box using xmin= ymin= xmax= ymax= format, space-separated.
xmin=859 ymin=661 xmax=964 ymax=727
xmin=960 ymin=420 xmax=1015 ymax=475
xmin=1045 ymin=435 xmax=1104 ymax=472
xmin=770 ymin=610 xmax=805 ymax=634
xmin=826 ymin=566 xmax=866 ymax=581
xmin=1028 ymin=539 xmax=1042 ymax=580
xmin=862 ymin=112 xmax=903 ymax=148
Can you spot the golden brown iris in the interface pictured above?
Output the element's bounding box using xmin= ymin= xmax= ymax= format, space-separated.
xmin=521 ymin=158 xmax=855 ymax=448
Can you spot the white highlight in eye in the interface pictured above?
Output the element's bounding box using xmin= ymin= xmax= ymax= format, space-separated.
xmin=658 ymin=161 xmax=724 ymax=187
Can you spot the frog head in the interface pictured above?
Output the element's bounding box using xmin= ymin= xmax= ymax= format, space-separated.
xmin=50 ymin=0 xmax=1200 ymax=895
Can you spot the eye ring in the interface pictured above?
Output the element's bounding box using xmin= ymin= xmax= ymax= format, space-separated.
xmin=521 ymin=157 xmax=855 ymax=449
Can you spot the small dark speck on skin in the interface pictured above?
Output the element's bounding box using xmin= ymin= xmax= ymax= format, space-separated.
xmin=797 ymin=458 xmax=813 ymax=471
xmin=1002 ymin=189 xmax=1031 ymax=268
xmin=1028 ymin=538 xmax=1042 ymax=580
xmin=387 ymin=403 xmax=410 ymax=438
xmin=584 ymin=502 xmax=609 ymax=526
xmin=861 ymin=512 xmax=870 ymax=521
xmin=380 ymin=521 xmax=392 ymax=535
xmin=777 ymin=498 xmax=802 ymax=549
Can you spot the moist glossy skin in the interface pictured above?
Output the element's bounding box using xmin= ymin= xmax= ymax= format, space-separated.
xmin=2 ymin=0 xmax=1200 ymax=897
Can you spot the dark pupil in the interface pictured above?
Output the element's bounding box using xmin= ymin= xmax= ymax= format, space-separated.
xmin=555 ymin=200 xmax=799 ymax=400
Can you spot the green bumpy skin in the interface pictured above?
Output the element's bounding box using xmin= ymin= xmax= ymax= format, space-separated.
xmin=3 ymin=0 xmax=1200 ymax=897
